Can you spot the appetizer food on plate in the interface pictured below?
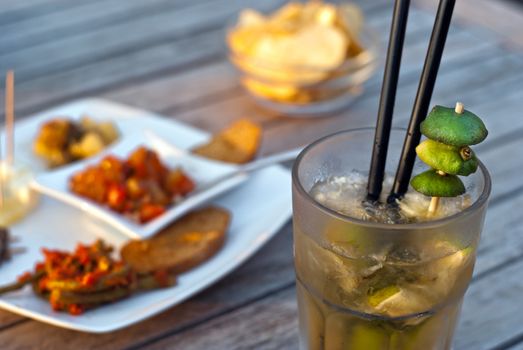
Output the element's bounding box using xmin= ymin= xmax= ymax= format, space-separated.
xmin=0 ymin=206 xmax=230 ymax=315
xmin=0 ymin=240 xmax=175 ymax=315
xmin=34 ymin=116 xmax=119 ymax=168
xmin=69 ymin=146 xmax=195 ymax=223
xmin=192 ymin=119 xmax=262 ymax=164
xmin=121 ymin=206 xmax=230 ymax=274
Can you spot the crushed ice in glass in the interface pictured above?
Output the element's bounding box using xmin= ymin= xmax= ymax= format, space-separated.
xmin=310 ymin=171 xmax=470 ymax=223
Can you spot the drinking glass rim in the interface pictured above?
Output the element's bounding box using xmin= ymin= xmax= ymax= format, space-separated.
xmin=292 ymin=127 xmax=492 ymax=230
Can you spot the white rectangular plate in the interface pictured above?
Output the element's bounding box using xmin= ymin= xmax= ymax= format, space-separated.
xmin=0 ymin=99 xmax=292 ymax=333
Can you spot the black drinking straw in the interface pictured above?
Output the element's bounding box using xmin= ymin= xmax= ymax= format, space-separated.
xmin=388 ymin=0 xmax=456 ymax=202
xmin=367 ymin=0 xmax=410 ymax=201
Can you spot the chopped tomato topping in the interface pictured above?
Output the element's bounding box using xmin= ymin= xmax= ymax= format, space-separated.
xmin=69 ymin=147 xmax=194 ymax=223
xmin=106 ymin=183 xmax=127 ymax=211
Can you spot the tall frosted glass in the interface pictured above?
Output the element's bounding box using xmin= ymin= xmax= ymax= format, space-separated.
xmin=292 ymin=128 xmax=491 ymax=350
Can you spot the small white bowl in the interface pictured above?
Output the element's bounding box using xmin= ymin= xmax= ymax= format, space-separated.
xmin=226 ymin=13 xmax=380 ymax=116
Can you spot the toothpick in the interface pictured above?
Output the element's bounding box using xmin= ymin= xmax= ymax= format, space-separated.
xmin=5 ymin=70 xmax=14 ymax=166
xmin=455 ymin=101 xmax=464 ymax=114
xmin=426 ymin=102 xmax=464 ymax=218
xmin=427 ymin=196 xmax=440 ymax=217
xmin=0 ymin=129 xmax=2 ymax=209
xmin=428 ymin=170 xmax=446 ymax=217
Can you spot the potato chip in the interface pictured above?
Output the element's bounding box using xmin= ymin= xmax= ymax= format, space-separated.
xmin=284 ymin=24 xmax=347 ymax=69
xmin=315 ymin=4 xmax=338 ymax=26
xmin=270 ymin=2 xmax=303 ymax=25
xmin=301 ymin=1 xmax=323 ymax=23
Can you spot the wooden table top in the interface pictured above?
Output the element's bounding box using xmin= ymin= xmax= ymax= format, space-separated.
xmin=1 ymin=0 xmax=523 ymax=349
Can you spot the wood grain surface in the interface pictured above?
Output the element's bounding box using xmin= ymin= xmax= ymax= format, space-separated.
xmin=0 ymin=0 xmax=522 ymax=349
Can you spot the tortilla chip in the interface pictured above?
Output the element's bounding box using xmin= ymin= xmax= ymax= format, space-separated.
xmin=192 ymin=119 xmax=262 ymax=164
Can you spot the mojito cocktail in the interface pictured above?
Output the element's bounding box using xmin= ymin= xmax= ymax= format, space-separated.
xmin=292 ymin=128 xmax=490 ymax=350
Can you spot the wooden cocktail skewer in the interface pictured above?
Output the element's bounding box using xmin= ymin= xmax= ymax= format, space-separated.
xmin=427 ymin=101 xmax=464 ymax=217
xmin=0 ymin=141 xmax=3 ymax=210
xmin=5 ymin=70 xmax=14 ymax=166
xmin=1 ymin=70 xmax=16 ymax=211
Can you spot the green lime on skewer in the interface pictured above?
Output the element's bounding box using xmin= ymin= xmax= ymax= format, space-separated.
xmin=420 ymin=104 xmax=487 ymax=147
xmin=416 ymin=139 xmax=478 ymax=176
xmin=410 ymin=102 xmax=487 ymax=217
xmin=411 ymin=169 xmax=466 ymax=197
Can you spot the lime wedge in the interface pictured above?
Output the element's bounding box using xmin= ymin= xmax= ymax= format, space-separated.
xmin=411 ymin=170 xmax=465 ymax=197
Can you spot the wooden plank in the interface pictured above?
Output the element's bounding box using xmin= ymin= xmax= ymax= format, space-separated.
xmin=472 ymin=137 xmax=523 ymax=276
xmin=106 ymin=61 xmax=239 ymax=115
xmin=0 ymin=312 xmax=25 ymax=331
xmin=0 ymin=0 xmax=198 ymax=54
xmin=0 ymin=0 xmax=95 ymax=26
xmin=0 ymin=0 xmax=288 ymax=82
xmin=414 ymin=0 xmax=523 ymax=51
xmin=507 ymin=340 xmax=523 ymax=350
xmin=2 ymin=29 xmax=226 ymax=118
xmin=454 ymin=257 xmax=523 ymax=349
xmin=145 ymin=287 xmax=298 ymax=350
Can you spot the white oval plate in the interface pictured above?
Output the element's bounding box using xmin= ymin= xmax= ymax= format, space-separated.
xmin=0 ymin=99 xmax=292 ymax=333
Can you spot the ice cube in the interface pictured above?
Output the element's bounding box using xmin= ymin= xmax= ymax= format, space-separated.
xmin=423 ymin=243 xmax=473 ymax=298
xmin=368 ymin=285 xmax=432 ymax=318
xmin=299 ymin=233 xmax=360 ymax=294
xmin=399 ymin=191 xmax=471 ymax=221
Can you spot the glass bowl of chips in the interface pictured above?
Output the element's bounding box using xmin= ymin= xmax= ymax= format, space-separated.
xmin=226 ymin=1 xmax=380 ymax=116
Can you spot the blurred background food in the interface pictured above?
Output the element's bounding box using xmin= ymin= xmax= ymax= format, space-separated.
xmin=33 ymin=116 xmax=119 ymax=168
xmin=227 ymin=1 xmax=379 ymax=115
xmin=0 ymin=162 xmax=38 ymax=227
